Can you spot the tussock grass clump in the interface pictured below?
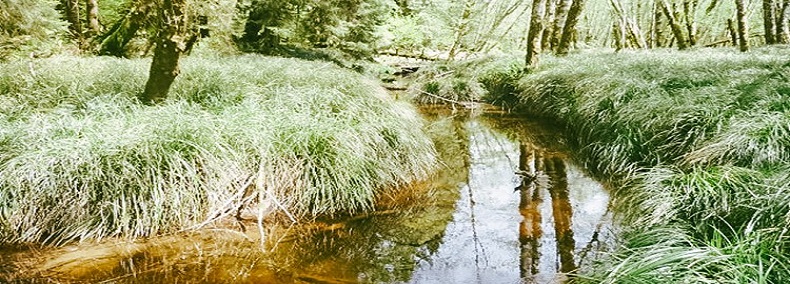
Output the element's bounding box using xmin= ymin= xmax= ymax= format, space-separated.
xmin=0 ymin=55 xmax=437 ymax=245
xmin=515 ymin=49 xmax=790 ymax=175
xmin=497 ymin=48 xmax=790 ymax=283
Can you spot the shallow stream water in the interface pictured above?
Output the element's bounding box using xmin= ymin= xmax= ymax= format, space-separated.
xmin=0 ymin=105 xmax=613 ymax=284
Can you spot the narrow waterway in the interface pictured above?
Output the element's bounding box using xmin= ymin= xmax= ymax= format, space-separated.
xmin=0 ymin=105 xmax=614 ymax=284
xmin=265 ymin=106 xmax=613 ymax=283
xmin=406 ymin=106 xmax=612 ymax=284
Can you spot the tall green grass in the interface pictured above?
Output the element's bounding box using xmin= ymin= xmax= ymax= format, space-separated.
xmin=504 ymin=49 xmax=790 ymax=283
xmin=412 ymin=48 xmax=790 ymax=282
xmin=0 ymin=55 xmax=437 ymax=246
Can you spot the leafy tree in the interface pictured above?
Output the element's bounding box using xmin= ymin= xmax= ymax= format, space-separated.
xmin=238 ymin=0 xmax=394 ymax=58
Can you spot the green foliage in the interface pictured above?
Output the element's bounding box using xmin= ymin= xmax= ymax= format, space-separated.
xmin=0 ymin=0 xmax=67 ymax=59
xmin=238 ymin=0 xmax=395 ymax=59
xmin=0 ymin=55 xmax=437 ymax=245
xmin=381 ymin=0 xmax=529 ymax=56
xmin=408 ymin=56 xmax=523 ymax=105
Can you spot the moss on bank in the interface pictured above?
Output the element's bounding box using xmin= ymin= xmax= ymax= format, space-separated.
xmin=414 ymin=48 xmax=790 ymax=283
xmin=0 ymin=55 xmax=437 ymax=246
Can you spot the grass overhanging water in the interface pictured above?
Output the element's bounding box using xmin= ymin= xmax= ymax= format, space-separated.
xmin=412 ymin=48 xmax=790 ymax=283
xmin=0 ymin=55 xmax=438 ymax=246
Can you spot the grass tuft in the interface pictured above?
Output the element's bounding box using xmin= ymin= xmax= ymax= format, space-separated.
xmin=0 ymin=55 xmax=437 ymax=245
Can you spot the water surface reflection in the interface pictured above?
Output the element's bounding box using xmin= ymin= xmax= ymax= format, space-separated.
xmin=405 ymin=107 xmax=610 ymax=284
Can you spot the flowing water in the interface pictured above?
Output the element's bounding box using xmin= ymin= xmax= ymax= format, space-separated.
xmin=0 ymin=105 xmax=614 ymax=284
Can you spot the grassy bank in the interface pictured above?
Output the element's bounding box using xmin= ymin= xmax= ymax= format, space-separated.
xmin=0 ymin=55 xmax=437 ymax=246
xmin=519 ymin=49 xmax=790 ymax=283
xmin=414 ymin=48 xmax=790 ymax=283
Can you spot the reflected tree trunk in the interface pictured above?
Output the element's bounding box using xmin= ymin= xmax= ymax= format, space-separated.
xmin=545 ymin=157 xmax=577 ymax=275
xmin=518 ymin=143 xmax=543 ymax=279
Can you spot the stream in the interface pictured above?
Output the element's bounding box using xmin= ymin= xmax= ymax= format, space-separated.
xmin=0 ymin=105 xmax=614 ymax=284
xmin=259 ymin=106 xmax=613 ymax=283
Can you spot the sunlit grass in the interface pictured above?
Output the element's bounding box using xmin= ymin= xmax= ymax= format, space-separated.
xmin=0 ymin=55 xmax=437 ymax=246
xmin=449 ymin=48 xmax=790 ymax=283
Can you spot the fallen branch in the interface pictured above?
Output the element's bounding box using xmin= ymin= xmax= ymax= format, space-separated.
xmin=378 ymin=51 xmax=438 ymax=61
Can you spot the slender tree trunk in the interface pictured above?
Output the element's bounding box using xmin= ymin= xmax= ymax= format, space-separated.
xmin=556 ymin=0 xmax=585 ymax=55
xmin=776 ymin=0 xmax=790 ymax=43
xmin=728 ymin=18 xmax=739 ymax=46
xmin=613 ymin=21 xmax=625 ymax=51
xmin=526 ymin=0 xmax=548 ymax=70
xmin=551 ymin=0 xmax=573 ymax=51
xmin=86 ymin=0 xmax=101 ymax=37
xmin=62 ymin=0 xmax=83 ymax=40
xmin=542 ymin=0 xmax=558 ymax=51
xmin=610 ymin=0 xmax=646 ymax=49
xmin=651 ymin=1 xmax=666 ymax=48
xmin=736 ymin=0 xmax=750 ymax=51
xmin=140 ymin=0 xmax=189 ymax=104
xmin=683 ymin=0 xmax=698 ymax=46
xmin=764 ymin=0 xmax=777 ymax=44
xmin=660 ymin=0 xmax=689 ymax=50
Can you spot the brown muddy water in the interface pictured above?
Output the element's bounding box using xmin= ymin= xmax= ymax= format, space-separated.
xmin=0 ymin=105 xmax=614 ymax=284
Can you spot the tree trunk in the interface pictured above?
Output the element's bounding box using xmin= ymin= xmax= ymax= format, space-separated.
xmin=728 ymin=18 xmax=739 ymax=46
xmin=660 ymin=0 xmax=689 ymax=50
xmin=86 ymin=0 xmax=101 ymax=37
xmin=683 ymin=0 xmax=698 ymax=46
xmin=556 ymin=0 xmax=585 ymax=55
xmin=542 ymin=0 xmax=558 ymax=50
xmin=62 ymin=0 xmax=83 ymax=40
xmin=98 ymin=1 xmax=155 ymax=57
xmin=736 ymin=0 xmax=750 ymax=52
xmin=651 ymin=1 xmax=666 ymax=48
xmin=551 ymin=0 xmax=573 ymax=51
xmin=764 ymin=0 xmax=777 ymax=44
xmin=140 ymin=0 xmax=189 ymax=105
xmin=613 ymin=21 xmax=625 ymax=51
xmin=610 ymin=0 xmax=647 ymax=49
xmin=526 ymin=0 xmax=548 ymax=70
xmin=777 ymin=0 xmax=790 ymax=43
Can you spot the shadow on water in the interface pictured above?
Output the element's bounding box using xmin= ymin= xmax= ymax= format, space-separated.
xmin=0 ymin=105 xmax=614 ymax=284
